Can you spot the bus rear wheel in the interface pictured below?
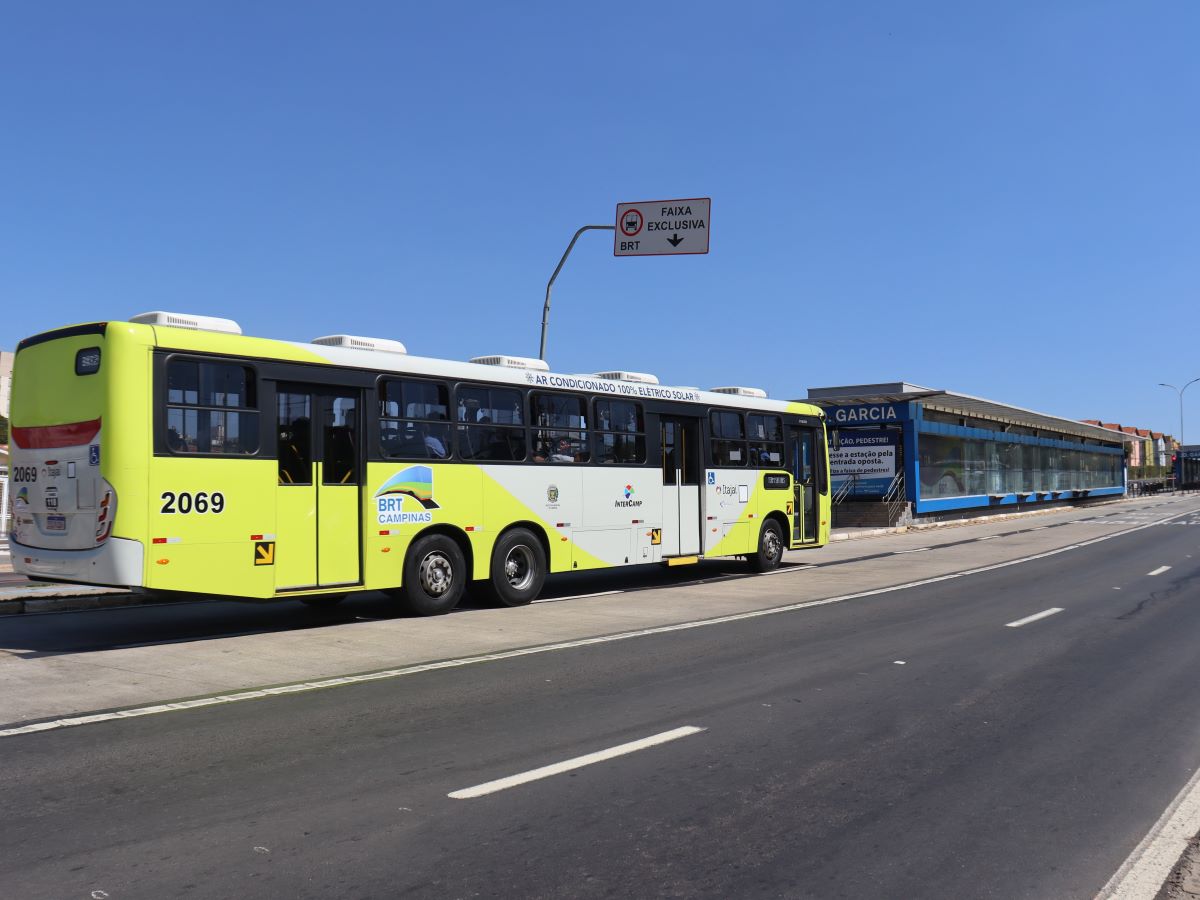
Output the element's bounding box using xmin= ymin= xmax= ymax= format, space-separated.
xmin=394 ymin=534 xmax=466 ymax=616
xmin=480 ymin=528 xmax=546 ymax=607
xmin=749 ymin=519 xmax=784 ymax=573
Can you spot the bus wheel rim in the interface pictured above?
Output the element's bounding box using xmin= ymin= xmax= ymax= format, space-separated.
xmin=419 ymin=551 xmax=453 ymax=596
xmin=503 ymin=545 xmax=535 ymax=591
xmin=764 ymin=529 xmax=781 ymax=562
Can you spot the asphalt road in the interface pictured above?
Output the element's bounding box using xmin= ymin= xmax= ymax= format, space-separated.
xmin=2 ymin=498 xmax=1200 ymax=898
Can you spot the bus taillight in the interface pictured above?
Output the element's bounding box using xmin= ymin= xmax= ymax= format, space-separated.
xmin=95 ymin=487 xmax=115 ymax=543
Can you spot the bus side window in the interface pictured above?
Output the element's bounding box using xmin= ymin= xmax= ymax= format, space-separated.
xmin=380 ymin=378 xmax=451 ymax=460
xmin=747 ymin=414 xmax=784 ymax=467
xmin=531 ymin=393 xmax=589 ymax=463
xmin=456 ymin=384 xmax=527 ymax=461
xmin=165 ymin=358 xmax=260 ymax=455
xmin=710 ymin=410 xmax=746 ymax=467
xmin=594 ymin=399 xmax=646 ymax=464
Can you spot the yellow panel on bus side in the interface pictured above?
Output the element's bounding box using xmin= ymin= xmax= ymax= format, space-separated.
xmin=317 ymin=470 xmax=361 ymax=586
xmin=145 ymin=457 xmax=277 ymax=597
xmin=275 ymin=478 xmax=317 ymax=590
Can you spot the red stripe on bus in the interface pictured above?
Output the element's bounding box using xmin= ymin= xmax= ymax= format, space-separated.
xmin=11 ymin=418 xmax=101 ymax=449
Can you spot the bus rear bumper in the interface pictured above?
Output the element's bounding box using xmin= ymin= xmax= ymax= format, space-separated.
xmin=11 ymin=537 xmax=144 ymax=588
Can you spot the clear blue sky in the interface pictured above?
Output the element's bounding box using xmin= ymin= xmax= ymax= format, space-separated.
xmin=3 ymin=2 xmax=1197 ymax=437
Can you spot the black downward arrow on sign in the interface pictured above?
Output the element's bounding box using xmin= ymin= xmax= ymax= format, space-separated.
xmin=667 ymin=233 xmax=684 ymax=247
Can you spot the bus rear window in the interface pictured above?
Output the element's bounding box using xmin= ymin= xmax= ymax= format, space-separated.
xmin=165 ymin=359 xmax=259 ymax=455
xmin=75 ymin=347 xmax=101 ymax=375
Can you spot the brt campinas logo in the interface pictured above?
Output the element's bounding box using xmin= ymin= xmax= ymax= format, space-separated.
xmin=376 ymin=465 xmax=440 ymax=524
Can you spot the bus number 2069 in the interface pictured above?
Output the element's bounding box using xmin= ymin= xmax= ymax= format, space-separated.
xmin=160 ymin=491 xmax=225 ymax=515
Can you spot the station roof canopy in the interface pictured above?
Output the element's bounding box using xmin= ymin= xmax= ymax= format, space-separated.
xmin=803 ymin=382 xmax=1134 ymax=445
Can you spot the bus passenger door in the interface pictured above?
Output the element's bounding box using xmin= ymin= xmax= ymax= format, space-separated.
xmin=316 ymin=391 xmax=361 ymax=586
xmin=275 ymin=386 xmax=363 ymax=590
xmin=788 ymin=425 xmax=819 ymax=545
xmin=661 ymin=416 xmax=702 ymax=556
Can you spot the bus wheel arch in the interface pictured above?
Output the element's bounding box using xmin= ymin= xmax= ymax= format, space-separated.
xmin=479 ymin=522 xmax=549 ymax=607
xmin=391 ymin=525 xmax=473 ymax=616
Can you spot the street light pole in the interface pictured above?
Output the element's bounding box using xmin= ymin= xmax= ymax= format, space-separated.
xmin=1158 ymin=377 xmax=1200 ymax=446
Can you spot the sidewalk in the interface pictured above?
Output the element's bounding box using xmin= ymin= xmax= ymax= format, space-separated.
xmin=0 ymin=542 xmax=134 ymax=615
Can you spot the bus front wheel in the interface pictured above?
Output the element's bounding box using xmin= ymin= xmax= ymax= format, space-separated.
xmin=749 ymin=519 xmax=784 ymax=573
xmin=394 ymin=534 xmax=466 ymax=616
xmin=480 ymin=527 xmax=547 ymax=607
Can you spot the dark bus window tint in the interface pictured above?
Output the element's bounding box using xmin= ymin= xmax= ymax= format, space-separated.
xmin=596 ymin=400 xmax=642 ymax=433
xmin=710 ymin=410 xmax=746 ymax=467
xmin=711 ymin=411 xmax=743 ymax=439
xmin=380 ymin=379 xmax=451 ymax=460
xmin=167 ymin=360 xmax=253 ymax=408
xmin=456 ymin=385 xmax=526 ymax=461
xmin=323 ymin=396 xmax=358 ymax=485
xmin=458 ymin=386 xmax=524 ymax=425
xmin=596 ymin=433 xmax=646 ymax=464
xmin=277 ymin=393 xmax=312 ymax=485
xmin=165 ymin=359 xmax=259 ymax=455
xmin=533 ymin=394 xmax=586 ymax=428
xmin=595 ymin=399 xmax=646 ymax=464
xmin=75 ymin=347 xmax=101 ymax=375
xmin=533 ymin=394 xmax=589 ymax=463
xmin=661 ymin=420 xmax=677 ymax=485
xmin=748 ymin=414 xmax=784 ymax=467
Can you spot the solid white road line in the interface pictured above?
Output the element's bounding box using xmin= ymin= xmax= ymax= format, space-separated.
xmin=1097 ymin=764 xmax=1200 ymax=899
xmin=761 ymin=564 xmax=819 ymax=575
xmin=532 ymin=590 xmax=623 ymax=605
xmin=3 ymin=504 xmax=1196 ymax=739
xmin=447 ymin=726 xmax=705 ymax=799
xmin=1005 ymin=608 xmax=1065 ymax=628
xmin=1147 ymin=566 xmax=1172 ymax=577
xmin=893 ymin=548 xmax=930 ymax=554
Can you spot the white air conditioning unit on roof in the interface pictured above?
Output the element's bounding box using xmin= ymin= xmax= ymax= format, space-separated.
xmin=130 ymin=311 xmax=242 ymax=335
xmin=711 ymin=386 xmax=768 ymax=399
xmin=593 ymin=370 xmax=660 ymax=385
xmin=470 ymin=355 xmax=550 ymax=372
xmin=312 ymin=334 xmax=407 ymax=354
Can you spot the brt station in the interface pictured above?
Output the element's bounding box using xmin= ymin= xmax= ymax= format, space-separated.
xmin=802 ymin=383 xmax=1131 ymax=528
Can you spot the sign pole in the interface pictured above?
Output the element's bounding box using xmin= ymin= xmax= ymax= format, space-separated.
xmin=539 ymin=224 xmax=614 ymax=361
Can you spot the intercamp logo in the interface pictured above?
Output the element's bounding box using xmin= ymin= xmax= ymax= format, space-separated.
xmin=615 ymin=483 xmax=643 ymax=509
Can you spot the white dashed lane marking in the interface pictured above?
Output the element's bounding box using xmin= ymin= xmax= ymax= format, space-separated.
xmin=448 ymin=726 xmax=706 ymax=799
xmin=1147 ymin=566 xmax=1172 ymax=577
xmin=1005 ymin=608 xmax=1065 ymax=628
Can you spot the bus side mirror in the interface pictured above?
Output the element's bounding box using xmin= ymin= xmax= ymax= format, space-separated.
xmin=829 ymin=428 xmax=841 ymax=451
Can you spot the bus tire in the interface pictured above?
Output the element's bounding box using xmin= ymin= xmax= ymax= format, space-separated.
xmin=749 ymin=519 xmax=784 ymax=573
xmin=480 ymin=527 xmax=546 ymax=607
xmin=396 ymin=534 xmax=466 ymax=616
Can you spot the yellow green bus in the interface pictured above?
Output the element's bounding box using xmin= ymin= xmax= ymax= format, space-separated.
xmin=9 ymin=312 xmax=831 ymax=614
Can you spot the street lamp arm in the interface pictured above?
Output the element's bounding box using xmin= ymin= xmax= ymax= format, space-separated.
xmin=539 ymin=224 xmax=615 ymax=361
xmin=1159 ymin=378 xmax=1200 ymax=447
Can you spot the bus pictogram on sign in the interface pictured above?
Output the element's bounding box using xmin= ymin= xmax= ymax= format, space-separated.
xmin=620 ymin=208 xmax=644 ymax=237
